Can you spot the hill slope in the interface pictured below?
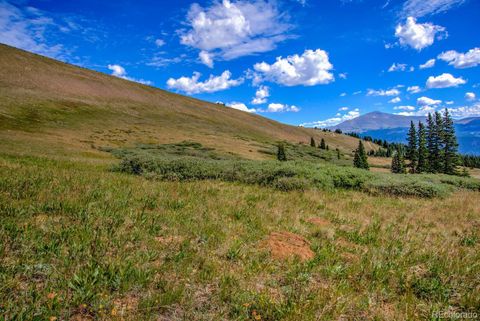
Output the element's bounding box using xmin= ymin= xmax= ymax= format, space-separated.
xmin=0 ymin=44 xmax=372 ymax=161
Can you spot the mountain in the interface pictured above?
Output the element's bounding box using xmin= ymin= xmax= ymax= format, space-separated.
xmin=0 ymin=44 xmax=373 ymax=161
xmin=330 ymin=111 xmax=480 ymax=155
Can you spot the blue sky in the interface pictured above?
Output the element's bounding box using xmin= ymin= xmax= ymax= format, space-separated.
xmin=1 ymin=0 xmax=479 ymax=127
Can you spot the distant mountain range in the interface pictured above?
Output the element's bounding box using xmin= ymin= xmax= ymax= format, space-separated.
xmin=329 ymin=111 xmax=480 ymax=155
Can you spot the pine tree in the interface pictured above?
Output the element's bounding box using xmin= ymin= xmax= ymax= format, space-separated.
xmin=406 ymin=121 xmax=418 ymax=173
xmin=336 ymin=148 xmax=341 ymax=159
xmin=353 ymin=140 xmax=369 ymax=170
xmin=391 ymin=148 xmax=406 ymax=174
xmin=442 ymin=108 xmax=459 ymax=174
xmin=310 ymin=137 xmax=316 ymax=147
xmin=433 ymin=111 xmax=445 ymax=172
xmin=277 ymin=143 xmax=287 ymax=161
xmin=426 ymin=113 xmax=438 ymax=173
xmin=326 ymin=145 xmax=329 ymax=151
xmin=320 ymin=138 xmax=326 ymax=149
xmin=417 ymin=121 xmax=429 ymax=173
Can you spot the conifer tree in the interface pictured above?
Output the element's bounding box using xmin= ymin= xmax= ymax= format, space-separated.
xmin=310 ymin=137 xmax=316 ymax=147
xmin=417 ymin=121 xmax=429 ymax=173
xmin=442 ymin=108 xmax=459 ymax=174
xmin=391 ymin=148 xmax=406 ymax=174
xmin=426 ymin=113 xmax=438 ymax=172
xmin=336 ymin=148 xmax=341 ymax=159
xmin=353 ymin=140 xmax=369 ymax=170
xmin=320 ymin=138 xmax=326 ymax=149
xmin=277 ymin=143 xmax=287 ymax=161
xmin=432 ymin=111 xmax=445 ymax=172
xmin=326 ymin=145 xmax=329 ymax=151
xmin=406 ymin=121 xmax=418 ymax=173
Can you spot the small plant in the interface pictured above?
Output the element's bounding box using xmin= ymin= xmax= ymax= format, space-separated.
xmin=277 ymin=143 xmax=287 ymax=161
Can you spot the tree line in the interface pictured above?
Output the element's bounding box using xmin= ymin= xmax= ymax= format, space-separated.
xmin=393 ymin=109 xmax=459 ymax=175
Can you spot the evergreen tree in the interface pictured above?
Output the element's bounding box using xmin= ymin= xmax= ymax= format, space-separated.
xmin=417 ymin=121 xmax=429 ymax=173
xmin=353 ymin=140 xmax=369 ymax=170
xmin=391 ymin=148 xmax=406 ymax=174
xmin=406 ymin=121 xmax=418 ymax=173
xmin=326 ymin=145 xmax=329 ymax=151
xmin=433 ymin=111 xmax=445 ymax=172
xmin=336 ymin=148 xmax=341 ymax=159
xmin=426 ymin=113 xmax=438 ymax=173
xmin=310 ymin=137 xmax=316 ymax=147
xmin=442 ymin=108 xmax=459 ymax=174
xmin=320 ymin=138 xmax=326 ymax=149
xmin=277 ymin=143 xmax=287 ymax=161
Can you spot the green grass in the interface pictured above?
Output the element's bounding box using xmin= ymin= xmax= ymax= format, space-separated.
xmin=1 ymin=153 xmax=480 ymax=320
xmin=111 ymin=142 xmax=480 ymax=198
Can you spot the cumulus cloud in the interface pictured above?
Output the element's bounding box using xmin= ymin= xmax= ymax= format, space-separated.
xmin=266 ymin=103 xmax=300 ymax=112
xmin=400 ymin=0 xmax=466 ymax=18
xmin=166 ymin=70 xmax=243 ymax=94
xmin=300 ymin=108 xmax=360 ymax=128
xmin=417 ymin=96 xmax=442 ymax=106
xmin=251 ymin=85 xmax=270 ymax=105
xmin=367 ymin=88 xmax=400 ymax=96
xmin=180 ymin=0 xmax=291 ymax=65
xmin=252 ymin=49 xmax=334 ymax=86
xmin=465 ymin=92 xmax=476 ymax=101
xmin=199 ymin=50 xmax=214 ymax=68
xmin=437 ymin=48 xmax=480 ymax=69
xmin=426 ymin=73 xmax=466 ymax=89
xmin=155 ymin=39 xmax=165 ymax=47
xmin=388 ymin=63 xmax=407 ymax=72
xmin=447 ymin=103 xmax=480 ymax=118
xmin=338 ymin=107 xmax=349 ymax=111
xmin=394 ymin=105 xmax=416 ymax=110
xmin=226 ymin=102 xmax=256 ymax=113
xmin=338 ymin=72 xmax=348 ymax=79
xmin=395 ymin=17 xmax=446 ymax=50
xmin=107 ymin=64 xmax=153 ymax=85
xmin=389 ymin=97 xmax=401 ymax=103
xmin=419 ymin=58 xmax=435 ymax=69
xmin=339 ymin=92 xmax=347 ymax=97
xmin=407 ymin=85 xmax=422 ymax=93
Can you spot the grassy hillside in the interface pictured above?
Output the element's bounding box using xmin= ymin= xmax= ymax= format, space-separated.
xmin=1 ymin=45 xmax=480 ymax=320
xmin=0 ymin=44 xmax=374 ymax=162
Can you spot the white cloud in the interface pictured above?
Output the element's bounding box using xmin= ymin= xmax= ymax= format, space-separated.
xmin=426 ymin=73 xmax=466 ymax=89
xmin=155 ymin=39 xmax=165 ymax=47
xmin=266 ymin=103 xmax=300 ymax=113
xmin=388 ymin=63 xmax=407 ymax=72
xmin=395 ymin=17 xmax=446 ymax=51
xmin=338 ymin=72 xmax=348 ymax=79
xmin=407 ymin=85 xmax=422 ymax=93
xmin=367 ymin=88 xmax=400 ymax=96
xmin=338 ymin=107 xmax=349 ymax=111
xmin=251 ymin=85 xmax=270 ymax=105
xmin=419 ymin=58 xmax=435 ymax=69
xmin=400 ymin=0 xmax=466 ymax=18
xmin=446 ymin=100 xmax=454 ymax=105
xmin=300 ymin=108 xmax=360 ymax=128
xmin=107 ymin=64 xmax=153 ymax=85
xmin=0 ymin=1 xmax=66 ymax=59
xmin=253 ymin=49 xmax=334 ymax=86
xmin=389 ymin=97 xmax=401 ymax=103
xmin=417 ymin=96 xmax=442 ymax=106
xmin=166 ymin=70 xmax=243 ymax=94
xmin=465 ymin=92 xmax=476 ymax=101
xmin=340 ymin=92 xmax=347 ymax=97
xmin=199 ymin=50 xmax=214 ymax=68
xmin=180 ymin=0 xmax=291 ymax=64
xmin=226 ymin=102 xmax=256 ymax=113
xmin=394 ymin=105 xmax=416 ymax=110
xmin=447 ymin=103 xmax=480 ymax=118
xmin=437 ymin=48 xmax=480 ymax=69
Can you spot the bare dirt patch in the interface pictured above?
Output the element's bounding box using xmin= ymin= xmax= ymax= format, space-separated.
xmin=306 ymin=217 xmax=331 ymax=227
xmin=263 ymin=232 xmax=314 ymax=261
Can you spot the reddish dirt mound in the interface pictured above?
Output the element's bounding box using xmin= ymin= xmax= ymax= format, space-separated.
xmin=306 ymin=217 xmax=331 ymax=227
xmin=264 ymin=232 xmax=314 ymax=261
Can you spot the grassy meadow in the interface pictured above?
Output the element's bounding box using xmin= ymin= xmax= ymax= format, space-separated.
xmin=1 ymin=44 xmax=480 ymax=320
xmin=1 ymin=145 xmax=480 ymax=320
